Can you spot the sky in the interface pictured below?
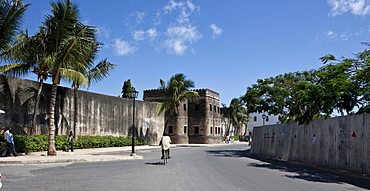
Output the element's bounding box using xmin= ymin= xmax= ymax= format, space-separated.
xmin=18 ymin=0 xmax=370 ymax=105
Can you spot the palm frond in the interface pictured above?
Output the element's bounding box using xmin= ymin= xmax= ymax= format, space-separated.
xmin=0 ymin=0 xmax=30 ymax=52
xmin=0 ymin=63 xmax=31 ymax=76
xmin=60 ymin=68 xmax=88 ymax=88
xmin=86 ymin=58 xmax=116 ymax=87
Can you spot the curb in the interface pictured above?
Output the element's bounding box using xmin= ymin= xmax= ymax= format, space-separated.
xmin=0 ymin=155 xmax=143 ymax=164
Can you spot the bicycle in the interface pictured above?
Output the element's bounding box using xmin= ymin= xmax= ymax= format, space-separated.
xmin=163 ymin=149 xmax=169 ymax=165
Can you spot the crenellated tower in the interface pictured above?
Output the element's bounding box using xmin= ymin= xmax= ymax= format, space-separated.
xmin=143 ymin=88 xmax=222 ymax=144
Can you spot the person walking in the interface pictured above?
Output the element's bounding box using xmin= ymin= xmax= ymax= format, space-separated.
xmin=160 ymin=133 xmax=172 ymax=159
xmin=66 ymin=131 xmax=74 ymax=152
xmin=3 ymin=127 xmax=10 ymax=141
xmin=1 ymin=130 xmax=18 ymax=157
xmin=2 ymin=127 xmax=11 ymax=156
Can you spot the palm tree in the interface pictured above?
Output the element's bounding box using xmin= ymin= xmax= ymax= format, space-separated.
xmin=1 ymin=30 xmax=53 ymax=135
xmin=64 ymin=58 xmax=115 ymax=140
xmin=156 ymin=73 xmax=199 ymax=132
xmin=222 ymin=98 xmax=249 ymax=136
xmin=0 ymin=0 xmax=29 ymax=54
xmin=41 ymin=0 xmax=98 ymax=156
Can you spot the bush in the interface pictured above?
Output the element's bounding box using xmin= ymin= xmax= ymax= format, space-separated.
xmin=0 ymin=135 xmax=147 ymax=153
xmin=231 ymin=136 xmax=239 ymax=141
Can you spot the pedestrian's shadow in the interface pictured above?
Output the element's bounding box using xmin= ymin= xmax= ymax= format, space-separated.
xmin=145 ymin=162 xmax=163 ymax=165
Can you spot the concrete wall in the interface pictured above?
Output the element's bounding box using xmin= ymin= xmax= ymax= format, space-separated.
xmin=0 ymin=76 xmax=164 ymax=145
xmin=250 ymin=114 xmax=370 ymax=176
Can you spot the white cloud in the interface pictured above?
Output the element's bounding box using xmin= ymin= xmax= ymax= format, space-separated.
xmin=327 ymin=30 xmax=337 ymax=39
xmin=160 ymin=0 xmax=202 ymax=54
xmin=133 ymin=29 xmax=158 ymax=41
xmin=209 ymin=24 xmax=223 ymax=39
xmin=113 ymin=38 xmax=136 ymax=56
xmin=340 ymin=31 xmax=349 ymax=40
xmin=98 ymin=25 xmax=111 ymax=39
xmin=133 ymin=30 xmax=145 ymax=41
xmin=163 ymin=0 xmax=200 ymax=24
xmin=163 ymin=0 xmax=184 ymax=13
xmin=122 ymin=0 xmax=203 ymax=55
xmin=323 ymin=30 xmax=350 ymax=41
xmin=327 ymin=0 xmax=370 ymax=16
xmin=163 ymin=24 xmax=202 ymax=55
xmin=146 ymin=28 xmax=158 ymax=40
xmin=133 ymin=11 xmax=146 ymax=25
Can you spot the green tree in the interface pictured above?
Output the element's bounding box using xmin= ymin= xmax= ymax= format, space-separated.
xmin=221 ymin=98 xmax=248 ymax=136
xmin=0 ymin=30 xmax=53 ymax=135
xmin=121 ymin=79 xmax=135 ymax=98
xmin=320 ymin=43 xmax=370 ymax=114
xmin=317 ymin=55 xmax=357 ymax=115
xmin=241 ymin=70 xmax=327 ymax=125
xmin=156 ymin=73 xmax=199 ymax=131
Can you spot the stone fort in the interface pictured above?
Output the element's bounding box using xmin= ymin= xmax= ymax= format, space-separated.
xmin=144 ymin=89 xmax=222 ymax=144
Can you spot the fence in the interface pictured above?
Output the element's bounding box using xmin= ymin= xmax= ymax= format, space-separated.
xmin=251 ymin=114 xmax=370 ymax=176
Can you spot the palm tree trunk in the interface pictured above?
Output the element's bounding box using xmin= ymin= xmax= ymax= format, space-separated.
xmin=47 ymin=83 xmax=57 ymax=156
xmin=73 ymin=88 xmax=79 ymax=140
xmin=31 ymin=79 xmax=44 ymax=135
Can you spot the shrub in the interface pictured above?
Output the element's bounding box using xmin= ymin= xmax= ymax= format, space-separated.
xmin=0 ymin=135 xmax=147 ymax=153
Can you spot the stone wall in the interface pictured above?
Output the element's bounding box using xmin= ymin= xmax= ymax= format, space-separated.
xmin=0 ymin=76 xmax=164 ymax=145
xmin=250 ymin=114 xmax=370 ymax=176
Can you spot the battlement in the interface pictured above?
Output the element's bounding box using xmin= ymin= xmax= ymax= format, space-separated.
xmin=192 ymin=89 xmax=219 ymax=100
xmin=143 ymin=88 xmax=219 ymax=100
xmin=143 ymin=89 xmax=164 ymax=98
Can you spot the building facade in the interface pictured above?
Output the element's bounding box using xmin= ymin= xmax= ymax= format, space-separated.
xmin=246 ymin=113 xmax=280 ymax=134
xmin=143 ymin=89 xmax=222 ymax=144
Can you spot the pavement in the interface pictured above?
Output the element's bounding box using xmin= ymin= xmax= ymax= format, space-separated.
xmin=0 ymin=142 xmax=244 ymax=164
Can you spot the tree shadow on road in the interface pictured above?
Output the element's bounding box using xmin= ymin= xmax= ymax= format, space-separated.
xmin=206 ymin=149 xmax=250 ymax=158
xmin=207 ymin=148 xmax=370 ymax=190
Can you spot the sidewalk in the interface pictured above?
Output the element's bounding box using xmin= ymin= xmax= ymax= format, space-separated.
xmin=0 ymin=142 xmax=245 ymax=164
xmin=0 ymin=145 xmax=158 ymax=164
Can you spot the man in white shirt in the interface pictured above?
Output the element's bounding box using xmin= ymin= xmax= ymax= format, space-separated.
xmin=160 ymin=133 xmax=172 ymax=159
xmin=3 ymin=127 xmax=10 ymax=141
xmin=1 ymin=129 xmax=18 ymax=157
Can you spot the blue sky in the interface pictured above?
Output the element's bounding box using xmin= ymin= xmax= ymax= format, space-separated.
xmin=19 ymin=0 xmax=370 ymax=105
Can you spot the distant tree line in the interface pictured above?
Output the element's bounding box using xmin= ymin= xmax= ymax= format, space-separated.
xmin=241 ymin=43 xmax=370 ymax=125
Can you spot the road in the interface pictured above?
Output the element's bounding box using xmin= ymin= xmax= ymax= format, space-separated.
xmin=0 ymin=144 xmax=369 ymax=191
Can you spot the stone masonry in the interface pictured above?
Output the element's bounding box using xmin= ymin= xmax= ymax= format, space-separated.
xmin=143 ymin=89 xmax=222 ymax=144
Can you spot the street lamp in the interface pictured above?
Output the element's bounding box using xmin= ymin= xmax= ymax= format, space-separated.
xmin=129 ymin=90 xmax=139 ymax=156
xmin=262 ymin=114 xmax=266 ymax=126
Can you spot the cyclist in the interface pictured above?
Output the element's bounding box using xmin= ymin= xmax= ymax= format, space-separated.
xmin=160 ymin=133 xmax=172 ymax=159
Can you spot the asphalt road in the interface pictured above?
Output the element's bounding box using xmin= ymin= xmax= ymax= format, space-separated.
xmin=0 ymin=144 xmax=369 ymax=191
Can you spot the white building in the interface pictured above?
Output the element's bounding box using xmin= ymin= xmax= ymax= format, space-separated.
xmin=220 ymin=112 xmax=280 ymax=136
xmin=246 ymin=113 xmax=280 ymax=135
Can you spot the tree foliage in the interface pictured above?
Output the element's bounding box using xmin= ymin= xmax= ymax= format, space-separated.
xmin=121 ymin=79 xmax=135 ymax=99
xmin=242 ymin=43 xmax=370 ymax=124
xmin=156 ymin=73 xmax=199 ymax=116
xmin=221 ymin=98 xmax=248 ymax=135
xmin=0 ymin=0 xmax=29 ymax=53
